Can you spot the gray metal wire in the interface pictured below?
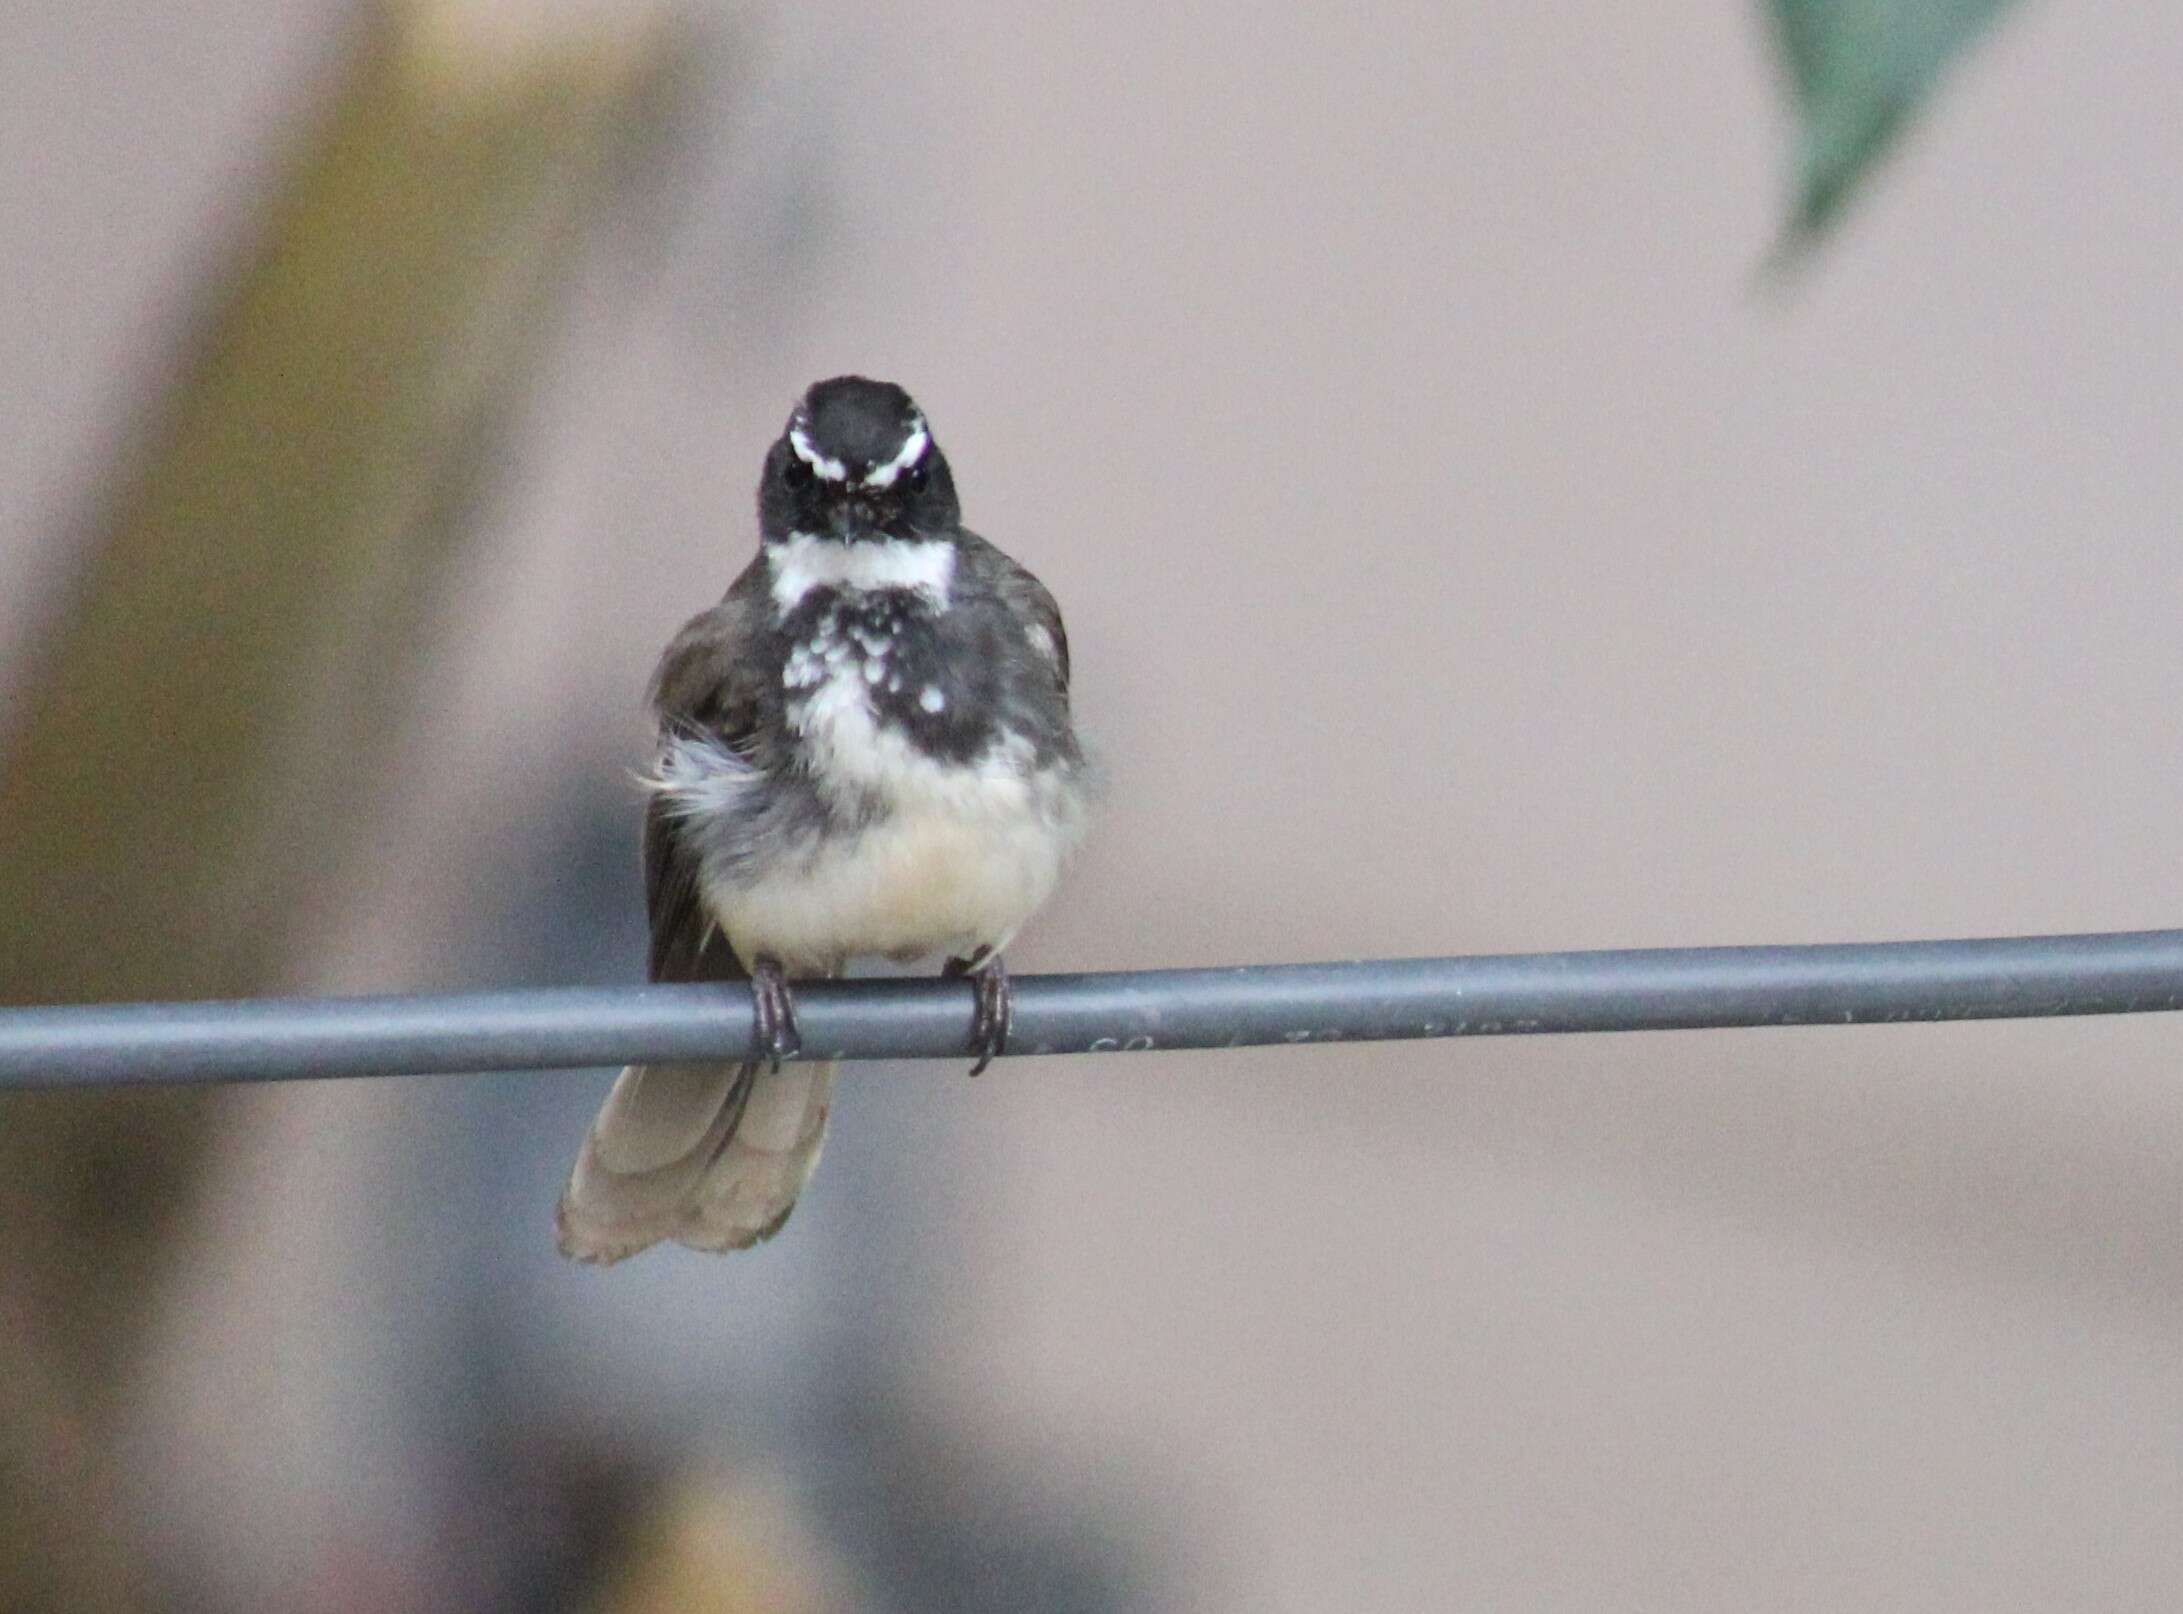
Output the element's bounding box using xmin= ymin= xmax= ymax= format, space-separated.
xmin=3 ymin=928 xmax=2182 ymax=1090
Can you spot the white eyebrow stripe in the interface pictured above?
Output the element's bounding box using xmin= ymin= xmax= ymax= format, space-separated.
xmin=787 ymin=423 xmax=849 ymax=482
xmin=860 ymin=421 xmax=929 ymax=489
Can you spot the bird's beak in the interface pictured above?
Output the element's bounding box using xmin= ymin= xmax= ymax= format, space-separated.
xmin=829 ymin=493 xmax=879 ymax=541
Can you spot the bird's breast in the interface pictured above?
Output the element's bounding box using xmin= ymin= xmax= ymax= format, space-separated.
xmin=700 ymin=579 xmax=1084 ymax=971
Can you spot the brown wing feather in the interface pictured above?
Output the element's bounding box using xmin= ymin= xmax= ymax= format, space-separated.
xmin=642 ymin=794 xmax=743 ymax=983
xmin=962 ymin=530 xmax=1071 ymax=692
xmin=640 ymin=566 xmax=770 ymax=985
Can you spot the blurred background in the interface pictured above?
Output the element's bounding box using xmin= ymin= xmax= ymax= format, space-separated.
xmin=4 ymin=0 xmax=2182 ymax=1608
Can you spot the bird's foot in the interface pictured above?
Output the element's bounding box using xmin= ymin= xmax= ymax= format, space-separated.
xmin=945 ymin=948 xmax=1011 ymax=1076
xmin=750 ymin=956 xmax=802 ymax=1074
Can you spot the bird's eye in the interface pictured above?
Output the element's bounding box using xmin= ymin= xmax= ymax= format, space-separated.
xmin=783 ymin=455 xmax=814 ymax=491
xmin=902 ymin=462 xmax=930 ymax=495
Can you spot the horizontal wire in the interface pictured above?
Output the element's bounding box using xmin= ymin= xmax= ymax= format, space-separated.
xmin=3 ymin=928 xmax=2181 ymax=1090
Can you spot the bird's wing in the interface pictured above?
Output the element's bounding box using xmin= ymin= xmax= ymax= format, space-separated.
xmin=962 ymin=530 xmax=1071 ymax=692
xmin=642 ymin=577 xmax=773 ymax=983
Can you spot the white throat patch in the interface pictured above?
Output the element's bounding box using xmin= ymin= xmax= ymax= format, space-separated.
xmin=767 ymin=533 xmax=956 ymax=617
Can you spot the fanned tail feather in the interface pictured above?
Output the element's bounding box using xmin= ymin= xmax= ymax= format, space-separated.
xmin=556 ymin=1057 xmax=836 ymax=1264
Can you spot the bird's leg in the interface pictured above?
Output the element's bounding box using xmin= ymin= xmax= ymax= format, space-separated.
xmin=749 ymin=956 xmax=802 ymax=1074
xmin=944 ymin=947 xmax=1011 ymax=1077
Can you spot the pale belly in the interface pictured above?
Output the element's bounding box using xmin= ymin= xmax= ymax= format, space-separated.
xmin=706 ymin=793 xmax=1073 ymax=974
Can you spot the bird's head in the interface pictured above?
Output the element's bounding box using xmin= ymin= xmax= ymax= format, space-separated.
xmin=759 ymin=376 xmax=959 ymax=543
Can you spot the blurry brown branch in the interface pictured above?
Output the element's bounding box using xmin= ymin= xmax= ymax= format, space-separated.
xmin=0 ymin=5 xmax=682 ymax=1606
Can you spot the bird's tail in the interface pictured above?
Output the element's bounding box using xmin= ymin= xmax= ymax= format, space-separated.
xmin=555 ymin=1056 xmax=837 ymax=1264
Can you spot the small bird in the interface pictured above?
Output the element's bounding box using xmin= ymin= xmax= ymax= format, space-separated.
xmin=557 ymin=377 xmax=1089 ymax=1262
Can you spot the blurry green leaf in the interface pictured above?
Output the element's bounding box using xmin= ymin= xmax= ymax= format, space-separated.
xmin=1767 ymin=0 xmax=2025 ymax=251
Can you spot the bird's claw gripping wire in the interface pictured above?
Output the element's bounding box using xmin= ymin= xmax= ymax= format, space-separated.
xmin=749 ymin=957 xmax=802 ymax=1074
xmin=945 ymin=950 xmax=1012 ymax=1076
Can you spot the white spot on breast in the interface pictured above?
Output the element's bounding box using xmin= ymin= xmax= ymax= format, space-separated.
xmin=919 ymin=685 xmax=946 ymax=713
xmin=862 ymin=658 xmax=885 ymax=684
xmin=787 ymin=663 xmax=1041 ymax=825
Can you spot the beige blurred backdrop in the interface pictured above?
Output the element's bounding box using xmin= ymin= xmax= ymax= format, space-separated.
xmin=5 ymin=0 xmax=2183 ymax=1609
